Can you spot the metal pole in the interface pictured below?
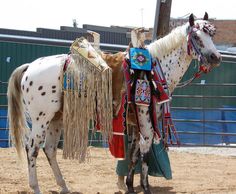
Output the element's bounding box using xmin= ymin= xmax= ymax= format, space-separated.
xmin=152 ymin=0 xmax=161 ymax=41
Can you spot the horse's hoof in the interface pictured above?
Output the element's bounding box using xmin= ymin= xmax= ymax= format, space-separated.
xmin=125 ymin=188 xmax=136 ymax=194
xmin=32 ymin=187 xmax=42 ymax=194
xmin=34 ymin=191 xmax=42 ymax=194
xmin=144 ymin=189 xmax=152 ymax=194
xmin=60 ymin=187 xmax=70 ymax=194
xmin=125 ymin=191 xmax=136 ymax=194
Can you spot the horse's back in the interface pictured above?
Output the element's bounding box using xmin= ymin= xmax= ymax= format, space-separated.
xmin=21 ymin=54 xmax=67 ymax=122
xmin=26 ymin=54 xmax=67 ymax=77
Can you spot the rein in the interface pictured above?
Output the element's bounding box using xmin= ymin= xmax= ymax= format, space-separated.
xmin=176 ymin=64 xmax=204 ymax=88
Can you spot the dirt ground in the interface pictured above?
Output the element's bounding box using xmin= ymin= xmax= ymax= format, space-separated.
xmin=0 ymin=147 xmax=236 ymax=194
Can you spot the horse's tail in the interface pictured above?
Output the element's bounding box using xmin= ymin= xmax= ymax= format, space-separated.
xmin=7 ymin=64 xmax=29 ymax=158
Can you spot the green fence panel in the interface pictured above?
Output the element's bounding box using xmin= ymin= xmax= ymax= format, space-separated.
xmin=0 ymin=41 xmax=69 ymax=105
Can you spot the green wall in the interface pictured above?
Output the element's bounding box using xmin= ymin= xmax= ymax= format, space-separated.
xmin=172 ymin=60 xmax=236 ymax=108
xmin=0 ymin=41 xmax=69 ymax=105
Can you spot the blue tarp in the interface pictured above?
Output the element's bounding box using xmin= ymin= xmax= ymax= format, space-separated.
xmin=0 ymin=108 xmax=235 ymax=148
xmin=0 ymin=109 xmax=7 ymax=128
xmin=172 ymin=107 xmax=236 ymax=145
xmin=0 ymin=109 xmax=9 ymax=147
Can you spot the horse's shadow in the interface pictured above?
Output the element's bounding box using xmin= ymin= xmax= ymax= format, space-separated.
xmin=116 ymin=185 xmax=176 ymax=194
xmin=17 ymin=186 xmax=176 ymax=194
xmin=49 ymin=191 xmax=82 ymax=194
xmin=150 ymin=185 xmax=177 ymax=194
xmin=16 ymin=191 xmax=83 ymax=194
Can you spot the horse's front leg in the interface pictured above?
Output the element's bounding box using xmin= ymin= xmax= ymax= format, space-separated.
xmin=139 ymin=136 xmax=153 ymax=194
xmin=126 ymin=125 xmax=140 ymax=194
xmin=43 ymin=116 xmax=69 ymax=193
xmin=25 ymin=122 xmax=49 ymax=194
xmin=137 ymin=106 xmax=154 ymax=194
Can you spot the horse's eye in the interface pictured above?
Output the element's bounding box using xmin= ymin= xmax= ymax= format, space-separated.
xmin=193 ymin=34 xmax=199 ymax=40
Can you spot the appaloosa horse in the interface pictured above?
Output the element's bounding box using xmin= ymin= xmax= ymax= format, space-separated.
xmin=7 ymin=13 xmax=221 ymax=194
xmin=104 ymin=13 xmax=221 ymax=194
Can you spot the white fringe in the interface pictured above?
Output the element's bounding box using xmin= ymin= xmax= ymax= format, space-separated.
xmin=62 ymin=38 xmax=113 ymax=161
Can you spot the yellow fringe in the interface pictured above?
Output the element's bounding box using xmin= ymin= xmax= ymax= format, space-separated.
xmin=62 ymin=38 xmax=113 ymax=161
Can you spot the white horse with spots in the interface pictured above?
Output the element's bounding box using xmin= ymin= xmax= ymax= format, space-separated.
xmin=113 ymin=13 xmax=221 ymax=194
xmin=7 ymin=13 xmax=221 ymax=194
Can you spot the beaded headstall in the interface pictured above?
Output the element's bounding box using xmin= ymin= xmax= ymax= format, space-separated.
xmin=187 ymin=22 xmax=216 ymax=73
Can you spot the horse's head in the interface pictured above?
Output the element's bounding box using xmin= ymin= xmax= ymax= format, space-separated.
xmin=187 ymin=12 xmax=222 ymax=73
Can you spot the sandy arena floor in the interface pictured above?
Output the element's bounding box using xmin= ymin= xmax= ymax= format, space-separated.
xmin=0 ymin=147 xmax=236 ymax=194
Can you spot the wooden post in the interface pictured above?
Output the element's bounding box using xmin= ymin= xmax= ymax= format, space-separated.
xmin=152 ymin=0 xmax=172 ymax=40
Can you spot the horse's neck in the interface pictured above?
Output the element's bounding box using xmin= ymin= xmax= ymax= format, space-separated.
xmin=159 ymin=42 xmax=192 ymax=93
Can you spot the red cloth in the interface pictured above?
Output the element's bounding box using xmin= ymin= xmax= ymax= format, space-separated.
xmin=109 ymin=93 xmax=127 ymax=159
xmin=109 ymin=134 xmax=125 ymax=159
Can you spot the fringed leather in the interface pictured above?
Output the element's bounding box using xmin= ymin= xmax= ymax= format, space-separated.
xmin=62 ymin=37 xmax=113 ymax=161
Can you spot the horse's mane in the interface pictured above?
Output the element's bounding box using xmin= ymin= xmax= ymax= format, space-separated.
xmin=148 ymin=23 xmax=188 ymax=58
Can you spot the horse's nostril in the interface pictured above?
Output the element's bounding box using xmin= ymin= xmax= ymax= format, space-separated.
xmin=210 ymin=53 xmax=217 ymax=60
xmin=218 ymin=55 xmax=222 ymax=62
xmin=210 ymin=53 xmax=221 ymax=63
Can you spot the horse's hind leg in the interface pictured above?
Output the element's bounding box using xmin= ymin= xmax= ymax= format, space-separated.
xmin=25 ymin=122 xmax=49 ymax=194
xmin=126 ymin=125 xmax=140 ymax=194
xmin=43 ymin=115 xmax=69 ymax=193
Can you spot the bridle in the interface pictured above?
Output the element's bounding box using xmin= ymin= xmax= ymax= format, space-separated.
xmin=177 ymin=23 xmax=215 ymax=88
xmin=188 ymin=26 xmax=207 ymax=63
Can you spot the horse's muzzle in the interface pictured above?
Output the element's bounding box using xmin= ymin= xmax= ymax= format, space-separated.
xmin=207 ymin=52 xmax=222 ymax=67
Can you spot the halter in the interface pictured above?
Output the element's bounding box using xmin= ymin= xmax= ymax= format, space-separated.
xmin=177 ymin=23 xmax=214 ymax=88
xmin=188 ymin=29 xmax=205 ymax=61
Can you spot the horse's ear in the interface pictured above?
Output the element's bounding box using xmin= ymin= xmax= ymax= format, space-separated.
xmin=189 ymin=13 xmax=195 ymax=27
xmin=203 ymin=12 xmax=209 ymax=20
